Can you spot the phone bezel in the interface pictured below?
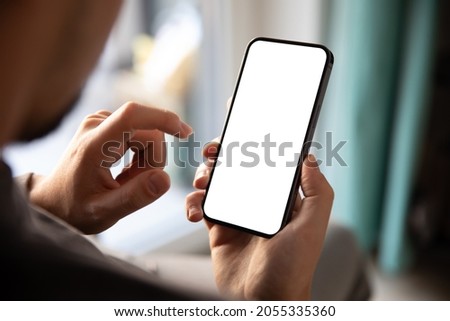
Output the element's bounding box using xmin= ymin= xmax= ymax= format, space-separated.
xmin=202 ymin=37 xmax=334 ymax=238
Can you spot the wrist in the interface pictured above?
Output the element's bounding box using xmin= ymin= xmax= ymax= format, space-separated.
xmin=28 ymin=174 xmax=63 ymax=218
xmin=28 ymin=173 xmax=45 ymax=203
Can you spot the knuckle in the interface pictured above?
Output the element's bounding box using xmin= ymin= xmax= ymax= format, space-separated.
xmin=314 ymin=172 xmax=334 ymax=203
xmin=196 ymin=163 xmax=207 ymax=174
xmin=80 ymin=114 xmax=103 ymax=130
xmin=185 ymin=191 xmax=202 ymax=207
xmin=323 ymin=177 xmax=335 ymax=201
xmin=205 ymin=159 xmax=215 ymax=168
xmin=114 ymin=102 xmax=141 ymax=129
xmin=185 ymin=191 xmax=196 ymax=207
xmin=328 ymin=185 xmax=335 ymax=201
xmin=95 ymin=109 xmax=112 ymax=117
xmin=120 ymin=101 xmax=140 ymax=117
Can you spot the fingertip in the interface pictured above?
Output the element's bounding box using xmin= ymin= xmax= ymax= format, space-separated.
xmin=203 ymin=142 xmax=219 ymax=159
xmin=179 ymin=121 xmax=193 ymax=137
xmin=301 ymin=155 xmax=333 ymax=200
xmin=193 ymin=175 xmax=209 ymax=189
xmin=303 ymin=154 xmax=320 ymax=170
xmin=187 ymin=205 xmax=203 ymax=222
xmin=185 ymin=190 xmax=206 ymax=222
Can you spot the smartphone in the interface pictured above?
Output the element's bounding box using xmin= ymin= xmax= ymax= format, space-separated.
xmin=202 ymin=37 xmax=333 ymax=238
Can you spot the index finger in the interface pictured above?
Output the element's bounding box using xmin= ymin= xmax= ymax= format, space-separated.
xmin=97 ymin=102 xmax=192 ymax=143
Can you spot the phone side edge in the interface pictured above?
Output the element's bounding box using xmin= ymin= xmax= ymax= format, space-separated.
xmin=279 ymin=48 xmax=334 ymax=232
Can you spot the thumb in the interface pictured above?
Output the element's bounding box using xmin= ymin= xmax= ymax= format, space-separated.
xmin=289 ymin=154 xmax=333 ymax=235
xmin=97 ymin=169 xmax=170 ymax=226
xmin=301 ymin=154 xmax=334 ymax=200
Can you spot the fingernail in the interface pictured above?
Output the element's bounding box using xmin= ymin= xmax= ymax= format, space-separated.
xmin=180 ymin=122 xmax=193 ymax=136
xmin=207 ymin=145 xmax=218 ymax=154
xmin=203 ymin=142 xmax=219 ymax=157
xmin=308 ymin=154 xmax=317 ymax=163
xmin=306 ymin=154 xmax=320 ymax=170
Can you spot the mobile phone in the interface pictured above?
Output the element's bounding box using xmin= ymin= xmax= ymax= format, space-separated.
xmin=202 ymin=37 xmax=333 ymax=238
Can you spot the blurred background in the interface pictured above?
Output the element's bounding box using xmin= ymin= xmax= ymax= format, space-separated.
xmin=4 ymin=0 xmax=450 ymax=300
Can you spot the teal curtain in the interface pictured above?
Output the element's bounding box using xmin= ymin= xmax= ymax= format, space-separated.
xmin=316 ymin=0 xmax=437 ymax=273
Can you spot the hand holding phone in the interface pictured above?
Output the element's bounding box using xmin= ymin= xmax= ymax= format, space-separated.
xmin=186 ymin=145 xmax=334 ymax=300
xmin=202 ymin=37 xmax=333 ymax=237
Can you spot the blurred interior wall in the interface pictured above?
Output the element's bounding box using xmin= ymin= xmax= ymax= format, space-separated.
xmin=195 ymin=0 xmax=324 ymax=141
xmin=227 ymin=0 xmax=324 ymax=80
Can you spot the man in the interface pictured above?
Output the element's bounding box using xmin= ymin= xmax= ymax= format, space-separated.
xmin=0 ymin=1 xmax=335 ymax=300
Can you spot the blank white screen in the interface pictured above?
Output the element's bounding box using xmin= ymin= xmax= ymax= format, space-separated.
xmin=203 ymin=39 xmax=328 ymax=236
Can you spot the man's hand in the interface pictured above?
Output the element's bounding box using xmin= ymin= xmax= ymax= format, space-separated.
xmin=29 ymin=101 xmax=192 ymax=234
xmin=185 ymin=142 xmax=333 ymax=300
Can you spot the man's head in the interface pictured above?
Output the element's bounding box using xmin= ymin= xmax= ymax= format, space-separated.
xmin=0 ymin=0 xmax=122 ymax=144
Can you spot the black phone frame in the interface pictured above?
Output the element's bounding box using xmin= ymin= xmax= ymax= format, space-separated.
xmin=202 ymin=37 xmax=334 ymax=238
